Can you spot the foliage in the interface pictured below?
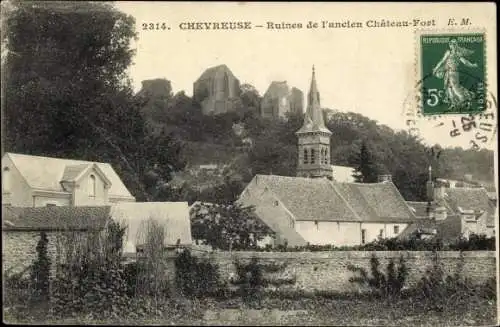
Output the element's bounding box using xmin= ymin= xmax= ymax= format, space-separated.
xmin=50 ymin=221 xmax=130 ymax=317
xmin=347 ymin=253 xmax=409 ymax=298
xmin=231 ymin=257 xmax=294 ymax=305
xmin=175 ymin=249 xmax=227 ymax=298
xmin=190 ymin=202 xmax=274 ymax=250
xmin=412 ymin=250 xmax=495 ymax=311
xmin=30 ymin=231 xmax=51 ymax=302
xmin=250 ymin=235 xmax=495 ymax=252
xmin=448 ymin=233 xmax=496 ymax=251
xmin=3 ymin=1 xmax=185 ymax=201
xmin=351 ymin=140 xmax=384 ymax=183
xmin=133 ymin=218 xmax=170 ymax=298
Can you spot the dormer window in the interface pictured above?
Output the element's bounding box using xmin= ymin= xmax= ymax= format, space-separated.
xmin=2 ymin=167 xmax=10 ymax=193
xmin=89 ymin=174 xmax=96 ymax=197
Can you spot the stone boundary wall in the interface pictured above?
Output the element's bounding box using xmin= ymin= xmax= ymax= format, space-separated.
xmin=194 ymin=251 xmax=497 ymax=292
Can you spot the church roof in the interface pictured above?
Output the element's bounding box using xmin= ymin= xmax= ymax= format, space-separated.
xmin=246 ymin=175 xmax=417 ymax=223
xmin=296 ymin=66 xmax=331 ymax=134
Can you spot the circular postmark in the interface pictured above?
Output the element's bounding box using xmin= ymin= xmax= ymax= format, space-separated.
xmin=402 ymin=71 xmax=497 ymax=150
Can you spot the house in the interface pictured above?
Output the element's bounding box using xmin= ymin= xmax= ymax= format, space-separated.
xmin=193 ymin=64 xmax=241 ymax=115
xmin=403 ymin=186 xmax=497 ymax=240
xmin=2 ymin=202 xmax=192 ymax=277
xmin=238 ymin=175 xmax=417 ymax=247
xmin=260 ymin=81 xmax=303 ymax=119
xmin=237 ymin=67 xmax=417 ymax=247
xmin=2 ymin=152 xmax=135 ymax=207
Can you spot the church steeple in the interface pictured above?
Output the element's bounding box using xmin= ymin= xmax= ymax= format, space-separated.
xmin=296 ymin=66 xmax=332 ymax=178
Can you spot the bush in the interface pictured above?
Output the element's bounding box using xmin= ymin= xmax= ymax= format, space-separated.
xmin=347 ymin=253 xmax=408 ymax=298
xmin=412 ymin=250 xmax=494 ymax=311
xmin=175 ymin=249 xmax=226 ymax=298
xmin=49 ymin=221 xmax=130 ymax=318
xmin=30 ymin=231 xmax=51 ymax=303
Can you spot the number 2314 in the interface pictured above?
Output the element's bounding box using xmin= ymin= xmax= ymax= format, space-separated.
xmin=142 ymin=23 xmax=168 ymax=30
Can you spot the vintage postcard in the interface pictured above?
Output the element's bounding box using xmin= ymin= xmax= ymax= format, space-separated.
xmin=1 ymin=1 xmax=498 ymax=326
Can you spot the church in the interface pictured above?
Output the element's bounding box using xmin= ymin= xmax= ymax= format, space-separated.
xmin=238 ymin=67 xmax=418 ymax=247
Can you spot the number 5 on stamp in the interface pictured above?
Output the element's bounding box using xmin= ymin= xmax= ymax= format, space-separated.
xmin=418 ymin=32 xmax=486 ymax=115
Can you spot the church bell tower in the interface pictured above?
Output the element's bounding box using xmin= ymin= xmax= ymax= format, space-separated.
xmin=296 ymin=66 xmax=332 ymax=178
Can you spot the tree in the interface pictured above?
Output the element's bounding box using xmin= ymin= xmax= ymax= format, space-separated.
xmin=3 ymin=1 xmax=185 ymax=201
xmin=352 ymin=140 xmax=381 ymax=183
xmin=30 ymin=231 xmax=51 ymax=302
xmin=190 ymin=202 xmax=273 ymax=251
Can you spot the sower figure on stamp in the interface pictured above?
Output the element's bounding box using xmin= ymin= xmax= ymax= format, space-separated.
xmin=432 ymin=38 xmax=478 ymax=110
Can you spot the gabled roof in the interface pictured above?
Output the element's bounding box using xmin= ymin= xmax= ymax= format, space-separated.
xmin=253 ymin=175 xmax=358 ymax=222
xmin=2 ymin=205 xmax=111 ymax=231
xmin=406 ymin=201 xmax=456 ymax=219
xmin=109 ymin=202 xmax=192 ymax=248
xmin=247 ymin=175 xmax=416 ymax=223
xmin=3 ymin=153 xmax=134 ymax=200
xmin=444 ymin=187 xmax=495 ymax=214
xmin=336 ymin=182 xmax=417 ymax=222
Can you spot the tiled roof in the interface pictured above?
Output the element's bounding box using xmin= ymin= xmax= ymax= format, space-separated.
xmin=3 ymin=153 xmax=135 ymax=200
xmin=406 ymin=201 xmax=431 ymax=218
xmin=397 ymin=215 xmax=462 ymax=242
xmin=336 ymin=182 xmax=417 ymax=222
xmin=255 ymin=175 xmax=358 ymax=222
xmin=406 ymin=201 xmax=455 ymax=219
xmin=2 ymin=205 xmax=111 ymax=231
xmin=109 ymin=202 xmax=192 ymax=248
xmin=61 ymin=164 xmax=90 ymax=182
xmin=251 ymin=175 xmax=416 ymax=223
xmin=444 ymin=188 xmax=493 ymax=213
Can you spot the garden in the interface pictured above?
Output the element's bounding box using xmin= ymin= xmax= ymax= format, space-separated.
xmin=3 ymin=220 xmax=497 ymax=326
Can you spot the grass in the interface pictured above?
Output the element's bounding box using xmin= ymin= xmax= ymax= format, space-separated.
xmin=3 ymin=295 xmax=497 ymax=326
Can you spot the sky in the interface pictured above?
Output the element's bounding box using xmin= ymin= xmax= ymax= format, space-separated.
xmin=115 ymin=2 xmax=497 ymax=152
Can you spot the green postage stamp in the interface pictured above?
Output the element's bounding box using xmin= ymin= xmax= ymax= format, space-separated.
xmin=416 ymin=31 xmax=487 ymax=115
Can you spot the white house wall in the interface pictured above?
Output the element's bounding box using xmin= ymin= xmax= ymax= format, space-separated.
xmin=360 ymin=222 xmax=408 ymax=244
xmin=295 ymin=221 xmax=361 ymax=246
xmin=72 ymin=167 xmax=109 ymax=206
xmin=2 ymin=156 xmax=33 ymax=207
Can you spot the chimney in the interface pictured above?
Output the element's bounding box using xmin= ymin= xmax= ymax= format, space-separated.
xmin=378 ymin=174 xmax=392 ymax=183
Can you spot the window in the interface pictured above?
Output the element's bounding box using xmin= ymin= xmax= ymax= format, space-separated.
xmin=274 ymin=200 xmax=279 ymax=206
xmin=2 ymin=167 xmax=10 ymax=192
xmin=46 ymin=203 xmax=57 ymax=207
xmin=89 ymin=174 xmax=96 ymax=197
xmin=361 ymin=229 xmax=366 ymax=244
xmin=311 ymin=149 xmax=316 ymax=164
xmin=324 ymin=148 xmax=329 ymax=164
xmin=303 ymin=148 xmax=309 ymax=164
xmin=394 ymin=226 xmax=400 ymax=234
